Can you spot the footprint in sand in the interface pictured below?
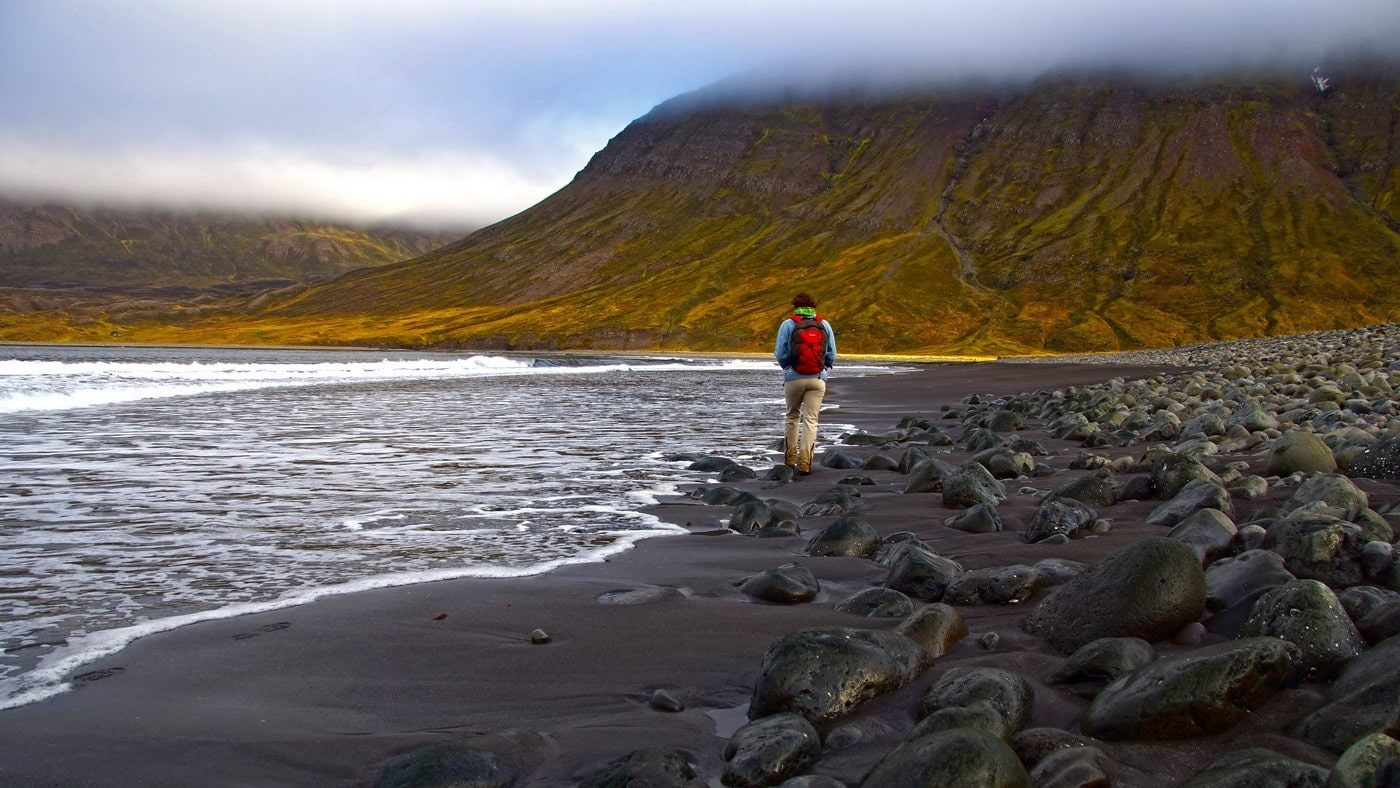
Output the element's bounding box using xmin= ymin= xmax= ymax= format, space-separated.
xmin=73 ymin=667 xmax=124 ymax=683
xmin=597 ymin=587 xmax=679 ymax=605
xmin=232 ymin=621 xmax=291 ymax=640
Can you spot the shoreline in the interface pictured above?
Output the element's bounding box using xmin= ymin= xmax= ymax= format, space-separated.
xmin=0 ymin=339 xmax=999 ymax=364
xmin=0 ymin=360 xmax=1167 ymax=784
xmin=2 ymin=346 xmax=1394 ymax=785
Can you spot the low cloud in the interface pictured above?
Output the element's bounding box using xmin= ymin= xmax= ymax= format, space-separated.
xmin=1 ymin=0 xmax=1396 ymax=227
xmin=0 ymin=136 xmax=562 ymax=229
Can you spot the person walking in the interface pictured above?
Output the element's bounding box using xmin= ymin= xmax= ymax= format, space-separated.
xmin=774 ymin=292 xmax=837 ymax=475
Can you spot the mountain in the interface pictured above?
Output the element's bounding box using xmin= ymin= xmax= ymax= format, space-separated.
xmin=0 ymin=201 xmax=460 ymax=289
xmin=11 ymin=64 xmax=1400 ymax=353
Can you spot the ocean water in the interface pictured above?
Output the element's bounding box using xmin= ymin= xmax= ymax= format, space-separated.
xmin=0 ymin=345 xmax=885 ymax=710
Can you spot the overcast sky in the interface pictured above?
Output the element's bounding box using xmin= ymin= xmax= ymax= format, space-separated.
xmin=1 ymin=0 xmax=1396 ymax=229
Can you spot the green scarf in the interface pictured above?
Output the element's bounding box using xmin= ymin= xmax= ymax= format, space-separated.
xmin=793 ymin=307 xmax=817 ymax=318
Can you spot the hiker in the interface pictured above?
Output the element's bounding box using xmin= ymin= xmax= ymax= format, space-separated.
xmin=774 ymin=293 xmax=837 ymax=475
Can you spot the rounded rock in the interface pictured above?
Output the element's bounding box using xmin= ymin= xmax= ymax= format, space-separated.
xmin=944 ymin=565 xmax=1049 ymax=606
xmin=1052 ymin=637 xmax=1154 ymax=695
xmin=1179 ymin=748 xmax=1327 ymax=788
xmin=1268 ymin=432 xmax=1339 ymax=476
xmin=1083 ymin=637 xmax=1300 ymax=740
xmin=805 ymin=515 xmax=880 ymax=558
xmin=722 ymin=713 xmax=821 ymax=788
xmin=919 ymin=666 xmax=1034 ymax=736
xmin=836 ymin=587 xmax=915 ymax=619
xmin=896 ymin=604 xmax=968 ymax=659
xmin=748 ymin=627 xmax=926 ymax=723
xmin=859 ymin=728 xmax=1030 ymax=788
xmin=579 ymin=747 xmax=703 ymax=788
xmin=942 ymin=463 xmax=1009 ymax=509
xmin=885 ymin=545 xmax=962 ymax=602
xmin=944 ymin=503 xmax=1005 ymax=534
xmin=1325 ymin=733 xmax=1400 ymax=787
xmin=1025 ymin=538 xmax=1205 ymax=653
xmin=740 ymin=563 xmax=821 ymax=605
xmin=1166 ymin=508 xmax=1238 ymax=563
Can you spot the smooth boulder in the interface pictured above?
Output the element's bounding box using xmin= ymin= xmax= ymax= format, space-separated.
xmin=1083 ymin=637 xmax=1300 ymax=740
xmin=1325 ymin=733 xmax=1400 ymax=787
xmin=730 ymin=501 xmax=775 ymax=535
xmin=885 ymin=545 xmax=962 ymax=601
xmin=1052 ymin=637 xmax=1154 ymax=695
xmin=1009 ymin=728 xmax=1102 ymax=770
xmin=375 ymin=742 xmax=520 ymax=788
xmin=801 ymin=486 xmax=862 ymax=517
xmin=805 ymin=515 xmax=880 ymax=558
xmin=722 ymin=713 xmax=821 ymax=788
xmin=748 ymin=627 xmax=925 ymax=723
xmin=579 ymin=747 xmax=703 ymax=788
xmin=1054 ymin=474 xmax=1119 ymax=508
xmin=919 ymin=666 xmax=1034 ymax=736
xmin=1167 ymin=508 xmax=1238 ymax=562
xmin=943 ymin=503 xmax=1004 ymax=534
xmin=1146 ymin=479 xmax=1233 ymax=528
xmin=941 ymin=463 xmax=1008 ymax=509
xmin=1204 ymin=550 xmax=1296 ymax=612
xmin=1180 ymin=748 xmax=1327 ymax=788
xmin=897 ymin=604 xmax=968 ymax=658
xmin=904 ymin=457 xmax=959 ymax=494
xmin=944 ymin=565 xmax=1048 ymax=605
xmin=1149 ymin=452 xmax=1223 ymax=499
xmin=820 ymin=450 xmax=865 ymax=470
xmin=1266 ymin=511 xmax=1369 ymax=588
xmin=1285 ymin=474 xmax=1368 ymax=517
xmin=1293 ymin=635 xmax=1400 ymax=753
xmin=977 ymin=449 xmax=1035 ymax=480
xmin=836 ymin=588 xmax=914 ymax=618
xmin=741 ymin=563 xmax=820 ymax=605
xmin=1239 ymin=579 xmax=1364 ymax=680
xmin=859 ymin=729 xmax=1029 ymax=788
xmin=1025 ymin=538 xmax=1205 ymax=653
xmin=1023 ymin=496 xmax=1097 ymax=543
xmin=1358 ymin=602 xmax=1400 ymax=644
xmin=1029 ymin=748 xmax=1114 ymax=788
xmin=1268 ymin=432 xmax=1338 ymax=476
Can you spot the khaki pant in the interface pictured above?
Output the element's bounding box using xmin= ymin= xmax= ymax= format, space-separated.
xmin=784 ymin=378 xmax=827 ymax=460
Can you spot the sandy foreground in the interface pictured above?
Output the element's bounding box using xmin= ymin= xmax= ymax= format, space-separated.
xmin=0 ymin=360 xmax=1376 ymax=785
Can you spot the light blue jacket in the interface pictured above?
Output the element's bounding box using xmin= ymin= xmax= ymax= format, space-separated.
xmin=774 ymin=316 xmax=837 ymax=382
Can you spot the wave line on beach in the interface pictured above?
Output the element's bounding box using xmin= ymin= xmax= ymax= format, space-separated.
xmin=0 ymin=520 xmax=684 ymax=711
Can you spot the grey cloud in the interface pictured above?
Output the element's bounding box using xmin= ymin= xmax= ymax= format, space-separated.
xmin=0 ymin=0 xmax=1395 ymax=226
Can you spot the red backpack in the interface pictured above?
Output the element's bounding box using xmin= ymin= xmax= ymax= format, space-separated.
xmin=788 ymin=315 xmax=828 ymax=375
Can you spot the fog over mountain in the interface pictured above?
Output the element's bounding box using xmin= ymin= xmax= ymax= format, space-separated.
xmin=1 ymin=0 xmax=1397 ymax=227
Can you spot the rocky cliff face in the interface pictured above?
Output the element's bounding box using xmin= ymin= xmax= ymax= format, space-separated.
xmin=0 ymin=201 xmax=457 ymax=288
xmin=22 ymin=65 xmax=1400 ymax=353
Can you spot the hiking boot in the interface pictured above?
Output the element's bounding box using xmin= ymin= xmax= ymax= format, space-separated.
xmin=796 ymin=454 xmax=813 ymax=475
xmin=783 ymin=447 xmax=798 ymax=468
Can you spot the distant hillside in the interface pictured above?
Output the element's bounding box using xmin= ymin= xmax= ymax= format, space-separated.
xmin=0 ymin=201 xmax=460 ymax=288
xmin=8 ymin=63 xmax=1400 ymax=353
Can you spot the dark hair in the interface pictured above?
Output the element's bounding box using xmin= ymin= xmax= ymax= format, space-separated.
xmin=791 ymin=292 xmax=817 ymax=309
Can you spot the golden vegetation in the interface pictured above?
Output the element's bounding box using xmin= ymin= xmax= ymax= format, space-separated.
xmin=4 ymin=70 xmax=1399 ymax=355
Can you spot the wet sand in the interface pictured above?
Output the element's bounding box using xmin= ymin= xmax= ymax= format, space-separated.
xmin=0 ymin=360 xmax=1339 ymax=785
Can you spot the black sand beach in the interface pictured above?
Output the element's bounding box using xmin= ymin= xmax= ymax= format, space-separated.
xmin=2 ymin=349 xmax=1397 ymax=786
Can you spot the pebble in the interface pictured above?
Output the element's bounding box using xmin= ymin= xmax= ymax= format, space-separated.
xmin=648 ymin=689 xmax=684 ymax=712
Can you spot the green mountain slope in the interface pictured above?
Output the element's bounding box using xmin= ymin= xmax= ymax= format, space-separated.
xmin=0 ymin=201 xmax=458 ymax=288
xmin=14 ymin=65 xmax=1400 ymax=353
